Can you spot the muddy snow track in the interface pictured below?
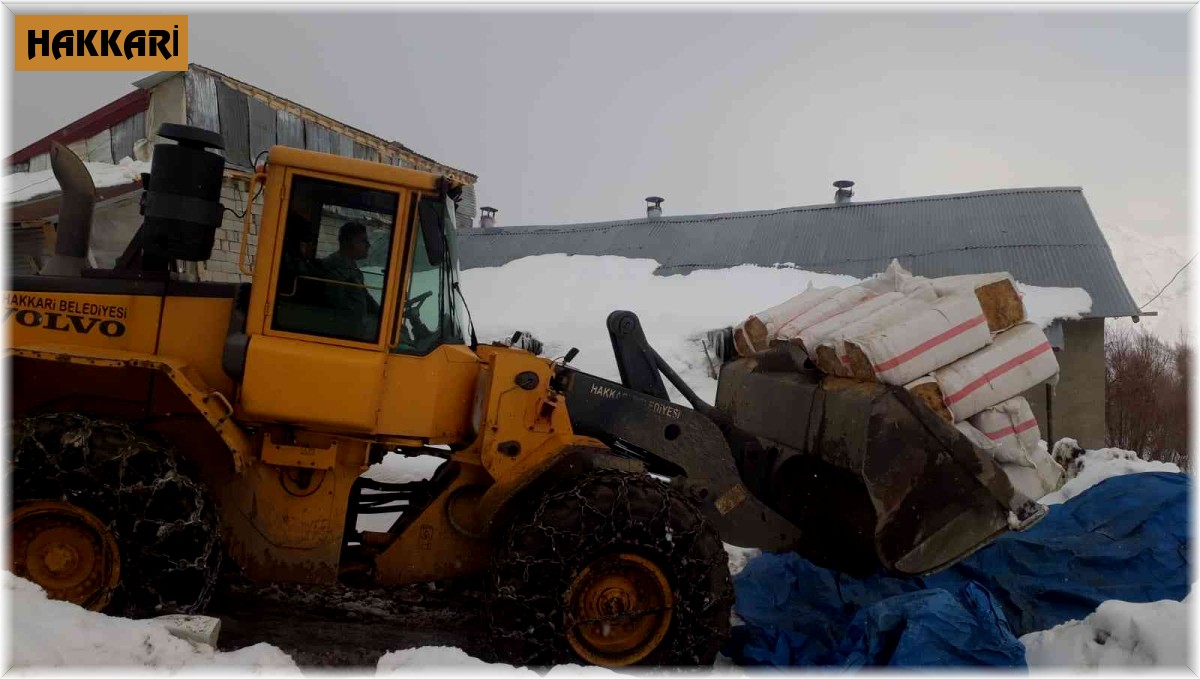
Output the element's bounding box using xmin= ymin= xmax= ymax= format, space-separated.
xmin=208 ymin=576 xmax=495 ymax=668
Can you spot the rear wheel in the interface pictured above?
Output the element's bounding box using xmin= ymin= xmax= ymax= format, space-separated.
xmin=7 ymin=413 xmax=221 ymax=617
xmin=488 ymin=470 xmax=733 ymax=667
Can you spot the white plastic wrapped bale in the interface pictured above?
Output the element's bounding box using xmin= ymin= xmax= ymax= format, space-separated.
xmin=735 ymin=284 xmax=840 ymax=356
xmin=935 ymin=322 xmax=1058 ymax=421
xmin=955 ymin=422 xmax=1064 ymax=500
xmin=813 ymin=289 xmax=939 ymax=376
xmin=930 ymin=272 xmax=1026 ymax=333
xmin=844 ymin=293 xmax=993 ymax=385
xmin=775 ymin=284 xmax=881 ymax=342
xmin=968 ymin=396 xmax=1041 ymax=465
xmin=793 ymin=291 xmax=906 ymax=353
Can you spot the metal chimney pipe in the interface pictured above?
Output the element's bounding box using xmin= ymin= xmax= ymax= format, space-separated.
xmin=834 ymin=180 xmax=855 ymax=204
xmin=480 ymin=206 xmax=498 ymax=228
xmin=645 ymin=196 xmax=664 ymax=220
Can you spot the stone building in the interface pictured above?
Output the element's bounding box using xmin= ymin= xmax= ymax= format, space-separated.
xmin=7 ymin=63 xmax=478 ymax=282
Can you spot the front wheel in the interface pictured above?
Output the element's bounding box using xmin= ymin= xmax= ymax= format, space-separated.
xmin=488 ymin=471 xmax=733 ymax=667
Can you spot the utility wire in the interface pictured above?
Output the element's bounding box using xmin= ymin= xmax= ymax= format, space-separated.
xmin=1141 ymin=253 xmax=1196 ymax=310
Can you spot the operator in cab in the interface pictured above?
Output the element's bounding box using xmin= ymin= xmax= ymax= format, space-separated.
xmin=322 ymin=221 xmax=382 ymax=337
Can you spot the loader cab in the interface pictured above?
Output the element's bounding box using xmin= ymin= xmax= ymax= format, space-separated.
xmin=268 ymin=174 xmax=462 ymax=352
xmin=235 ymin=147 xmax=479 ymax=439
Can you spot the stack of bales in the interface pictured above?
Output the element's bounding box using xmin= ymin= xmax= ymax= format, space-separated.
xmin=733 ymin=260 xmax=1065 ymax=498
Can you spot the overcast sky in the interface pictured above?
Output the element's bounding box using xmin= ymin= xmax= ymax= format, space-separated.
xmin=9 ymin=7 xmax=1189 ymax=243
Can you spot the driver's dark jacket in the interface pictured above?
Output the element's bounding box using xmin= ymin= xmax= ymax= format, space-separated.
xmin=320 ymin=251 xmax=380 ymax=334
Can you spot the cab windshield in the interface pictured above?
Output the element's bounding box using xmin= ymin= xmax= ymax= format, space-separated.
xmin=392 ymin=194 xmax=466 ymax=354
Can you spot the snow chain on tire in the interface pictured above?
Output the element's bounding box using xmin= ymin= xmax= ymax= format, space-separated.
xmin=8 ymin=413 xmax=222 ymax=617
xmin=488 ymin=470 xmax=733 ymax=666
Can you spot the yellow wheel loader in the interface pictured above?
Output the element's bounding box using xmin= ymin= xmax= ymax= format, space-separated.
xmin=6 ymin=125 xmax=1045 ymax=667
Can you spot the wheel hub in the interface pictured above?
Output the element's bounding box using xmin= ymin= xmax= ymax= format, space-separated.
xmin=9 ymin=501 xmax=120 ymax=610
xmin=564 ymin=552 xmax=673 ymax=666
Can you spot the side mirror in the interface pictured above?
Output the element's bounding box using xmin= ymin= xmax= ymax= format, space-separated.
xmin=417 ymin=198 xmax=446 ymax=266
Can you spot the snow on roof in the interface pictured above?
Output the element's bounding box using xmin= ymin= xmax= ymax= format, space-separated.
xmin=3 ymin=157 xmax=151 ymax=205
xmin=458 ymin=187 xmax=1141 ymax=320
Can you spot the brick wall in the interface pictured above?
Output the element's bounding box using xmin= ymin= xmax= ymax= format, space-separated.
xmin=197 ymin=175 xmax=263 ymax=283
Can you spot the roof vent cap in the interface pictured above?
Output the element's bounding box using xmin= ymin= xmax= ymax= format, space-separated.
xmin=645 ymin=196 xmax=664 ymax=220
xmin=480 ymin=206 xmax=498 ymax=228
xmin=834 ymin=180 xmax=855 ymax=204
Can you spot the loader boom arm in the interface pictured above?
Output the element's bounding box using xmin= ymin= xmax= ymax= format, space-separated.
xmin=554 ymin=311 xmax=804 ymax=551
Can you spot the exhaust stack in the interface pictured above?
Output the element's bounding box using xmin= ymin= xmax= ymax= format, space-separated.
xmin=39 ymin=142 xmax=97 ymax=276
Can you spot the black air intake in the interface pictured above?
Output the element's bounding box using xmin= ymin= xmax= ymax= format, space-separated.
xmin=141 ymin=123 xmax=226 ymax=261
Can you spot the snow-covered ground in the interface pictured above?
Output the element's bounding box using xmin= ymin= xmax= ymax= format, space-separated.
xmin=1022 ymin=593 xmax=1192 ymax=667
xmin=5 ymin=571 xmax=299 ymax=672
xmin=1040 ymin=446 xmax=1181 ymax=506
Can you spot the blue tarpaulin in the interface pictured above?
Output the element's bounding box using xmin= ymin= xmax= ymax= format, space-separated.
xmin=726 ymin=472 xmax=1190 ymax=667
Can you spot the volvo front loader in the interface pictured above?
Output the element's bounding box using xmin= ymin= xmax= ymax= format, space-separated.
xmin=6 ymin=125 xmax=1044 ymax=667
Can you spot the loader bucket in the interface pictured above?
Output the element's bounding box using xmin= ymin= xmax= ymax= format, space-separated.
xmin=715 ymin=352 xmax=1044 ymax=577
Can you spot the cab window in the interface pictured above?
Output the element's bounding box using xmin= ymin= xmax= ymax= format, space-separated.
xmin=273 ymin=175 xmax=400 ymax=344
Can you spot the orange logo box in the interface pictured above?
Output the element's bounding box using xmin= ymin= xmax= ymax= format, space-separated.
xmin=15 ymin=15 xmax=187 ymax=71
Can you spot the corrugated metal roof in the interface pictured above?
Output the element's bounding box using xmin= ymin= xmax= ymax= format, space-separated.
xmin=457 ymin=186 xmax=1142 ymax=319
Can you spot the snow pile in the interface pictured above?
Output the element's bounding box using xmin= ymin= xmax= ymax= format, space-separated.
xmin=377 ymin=648 xmax=617 ymax=675
xmin=1017 ymin=283 xmax=1093 ymax=328
xmin=1040 ymin=446 xmax=1181 ymax=506
xmin=1021 ymin=592 xmax=1192 ymax=667
xmin=377 ymin=646 xmax=535 ymax=674
xmin=462 ymin=255 xmax=857 ymax=403
xmin=5 ymin=571 xmax=299 ymax=671
xmin=3 ymin=156 xmax=151 ymax=204
xmin=459 ymin=256 xmax=1092 ymax=405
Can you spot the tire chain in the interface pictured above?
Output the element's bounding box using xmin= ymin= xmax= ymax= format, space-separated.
xmin=488 ymin=470 xmax=733 ymax=667
xmin=8 ymin=413 xmax=222 ymax=617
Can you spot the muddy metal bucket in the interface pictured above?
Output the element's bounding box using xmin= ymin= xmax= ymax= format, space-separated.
xmin=715 ymin=352 xmax=1045 ymax=577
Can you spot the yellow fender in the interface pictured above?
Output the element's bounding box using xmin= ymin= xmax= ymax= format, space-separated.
xmin=9 ymin=344 xmax=254 ymax=471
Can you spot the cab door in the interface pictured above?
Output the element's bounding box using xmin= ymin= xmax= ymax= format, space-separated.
xmin=238 ymin=168 xmax=411 ymax=433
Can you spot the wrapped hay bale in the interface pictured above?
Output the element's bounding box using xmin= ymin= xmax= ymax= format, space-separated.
xmin=843 ymin=294 xmax=992 ymax=386
xmin=794 ymin=291 xmax=907 ymax=353
xmin=904 ymin=376 xmax=953 ymax=422
xmin=931 ymin=272 xmax=1026 ymax=333
xmin=934 ymin=322 xmax=1058 ymax=422
xmin=813 ymin=286 xmax=940 ymax=376
xmin=776 ymin=284 xmax=881 ymax=341
xmin=735 ymin=284 xmax=841 ymax=356
xmin=954 ymin=421 xmax=1064 ymax=500
xmin=955 ymin=420 xmax=999 ymax=452
xmin=968 ymin=396 xmax=1041 ymax=465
